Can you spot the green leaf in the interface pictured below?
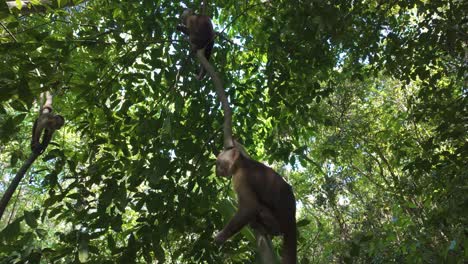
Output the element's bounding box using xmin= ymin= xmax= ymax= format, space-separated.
xmin=1 ymin=218 xmax=21 ymax=242
xmin=35 ymin=228 xmax=47 ymax=238
xmin=120 ymin=233 xmax=137 ymax=263
xmin=24 ymin=210 xmax=38 ymax=228
xmin=296 ymin=219 xmax=311 ymax=228
xmin=15 ymin=0 xmax=22 ymax=10
xmin=107 ymin=234 xmax=117 ymax=254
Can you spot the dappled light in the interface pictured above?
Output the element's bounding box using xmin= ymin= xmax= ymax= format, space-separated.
xmin=0 ymin=0 xmax=466 ymax=263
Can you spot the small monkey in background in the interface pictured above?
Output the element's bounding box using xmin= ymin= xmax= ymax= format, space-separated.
xmin=177 ymin=9 xmax=215 ymax=80
xmin=31 ymin=92 xmax=64 ymax=154
xmin=215 ymin=145 xmax=297 ymax=264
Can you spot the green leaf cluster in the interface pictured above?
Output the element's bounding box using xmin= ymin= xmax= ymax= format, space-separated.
xmin=0 ymin=0 xmax=466 ymax=263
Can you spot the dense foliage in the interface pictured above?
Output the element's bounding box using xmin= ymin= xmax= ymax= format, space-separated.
xmin=0 ymin=0 xmax=466 ymax=263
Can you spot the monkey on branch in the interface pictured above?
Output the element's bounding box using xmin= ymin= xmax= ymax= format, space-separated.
xmin=0 ymin=90 xmax=65 ymax=220
xmin=176 ymin=5 xmax=297 ymax=264
xmin=176 ymin=8 xmax=215 ymax=80
xmin=215 ymin=142 xmax=297 ymax=264
xmin=31 ymin=91 xmax=64 ymax=154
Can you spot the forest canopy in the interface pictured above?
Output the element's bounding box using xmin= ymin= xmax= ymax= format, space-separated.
xmin=0 ymin=0 xmax=466 ymax=263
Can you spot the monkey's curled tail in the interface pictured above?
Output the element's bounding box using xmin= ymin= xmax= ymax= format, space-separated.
xmin=282 ymin=221 xmax=297 ymax=264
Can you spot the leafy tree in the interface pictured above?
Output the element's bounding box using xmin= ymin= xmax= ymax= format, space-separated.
xmin=0 ymin=0 xmax=465 ymax=263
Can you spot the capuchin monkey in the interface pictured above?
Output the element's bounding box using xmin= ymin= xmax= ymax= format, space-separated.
xmin=214 ymin=145 xmax=297 ymax=264
xmin=31 ymin=107 xmax=64 ymax=154
xmin=176 ymin=9 xmax=215 ymax=80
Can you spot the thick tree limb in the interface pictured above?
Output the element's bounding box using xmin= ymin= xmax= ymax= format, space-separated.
xmin=0 ymin=152 xmax=40 ymax=220
xmin=195 ymin=49 xmax=279 ymax=264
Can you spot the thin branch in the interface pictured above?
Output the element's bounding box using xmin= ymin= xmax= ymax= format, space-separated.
xmin=374 ymin=147 xmax=399 ymax=184
xmin=216 ymin=32 xmax=236 ymax=46
xmin=7 ymin=184 xmax=22 ymax=225
xmin=303 ymin=156 xmax=325 ymax=176
xmin=0 ymin=22 xmax=18 ymax=42
xmin=364 ymin=151 xmax=392 ymax=187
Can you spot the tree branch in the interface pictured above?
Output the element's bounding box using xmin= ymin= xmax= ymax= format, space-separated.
xmin=0 ymin=152 xmax=40 ymax=220
xmin=195 ymin=49 xmax=233 ymax=149
xmin=0 ymin=22 xmax=18 ymax=42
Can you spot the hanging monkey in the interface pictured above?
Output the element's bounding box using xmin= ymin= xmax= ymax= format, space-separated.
xmin=31 ymin=92 xmax=64 ymax=154
xmin=176 ymin=9 xmax=215 ymax=80
xmin=214 ymin=145 xmax=297 ymax=264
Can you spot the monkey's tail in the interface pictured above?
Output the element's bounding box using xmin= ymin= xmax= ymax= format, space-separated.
xmin=282 ymin=220 xmax=297 ymax=264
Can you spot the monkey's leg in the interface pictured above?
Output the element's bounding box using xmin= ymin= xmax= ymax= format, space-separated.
xmin=37 ymin=130 xmax=52 ymax=154
xmin=196 ymin=48 xmax=207 ymax=80
xmin=204 ymin=40 xmax=214 ymax=61
xmin=176 ymin=24 xmax=189 ymax=35
xmin=257 ymin=206 xmax=281 ymax=236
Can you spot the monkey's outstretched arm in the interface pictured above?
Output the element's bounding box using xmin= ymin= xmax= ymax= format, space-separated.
xmin=215 ymin=206 xmax=257 ymax=243
xmin=215 ymin=185 xmax=260 ymax=243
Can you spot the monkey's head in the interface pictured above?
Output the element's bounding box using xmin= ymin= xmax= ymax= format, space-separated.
xmin=215 ymin=147 xmax=240 ymax=178
xmin=53 ymin=115 xmax=65 ymax=129
xmin=180 ymin=9 xmax=194 ymax=25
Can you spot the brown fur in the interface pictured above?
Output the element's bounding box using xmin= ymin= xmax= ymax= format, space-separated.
xmin=215 ymin=147 xmax=297 ymax=264
xmin=31 ymin=112 xmax=64 ymax=154
xmin=178 ymin=9 xmax=215 ymax=80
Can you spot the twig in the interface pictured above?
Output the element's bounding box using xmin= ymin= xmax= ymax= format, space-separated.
xmin=7 ymin=184 xmax=22 ymax=225
xmin=194 ymin=1 xmax=269 ymax=53
xmin=216 ymin=32 xmax=236 ymax=46
xmin=217 ymin=1 xmax=268 ymax=37
xmin=0 ymin=21 xmax=18 ymax=42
